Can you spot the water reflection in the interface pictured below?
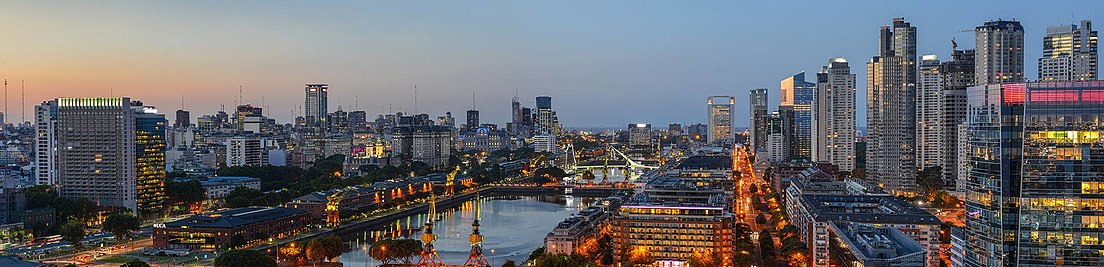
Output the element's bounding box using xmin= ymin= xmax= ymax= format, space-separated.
xmin=338 ymin=195 xmax=589 ymax=266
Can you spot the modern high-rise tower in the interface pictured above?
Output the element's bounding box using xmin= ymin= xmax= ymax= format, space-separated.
xmin=916 ymin=54 xmax=943 ymax=170
xmin=305 ymin=83 xmax=329 ymax=127
xmin=942 ymin=48 xmax=975 ymax=193
xmin=706 ymin=96 xmax=735 ymax=144
xmin=866 ymin=17 xmax=918 ymax=196
xmin=975 ymin=20 xmax=1025 ymax=86
xmin=1040 ymin=20 xmax=1098 ymax=81
xmin=749 ymin=89 xmax=769 ymax=153
xmin=781 ymin=73 xmax=815 ymax=159
xmin=466 ymin=110 xmax=479 ymax=131
xmin=813 ymin=57 xmax=856 ymax=172
xmin=534 ymin=96 xmax=558 ymax=136
xmin=962 ymin=81 xmax=1104 ymax=267
xmin=36 ymin=98 xmax=167 ymax=216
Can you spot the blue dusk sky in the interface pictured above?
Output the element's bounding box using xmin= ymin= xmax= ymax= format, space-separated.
xmin=1 ymin=0 xmax=1101 ymax=127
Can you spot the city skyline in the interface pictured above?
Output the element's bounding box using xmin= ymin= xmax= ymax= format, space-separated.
xmin=1 ymin=1 xmax=1102 ymax=127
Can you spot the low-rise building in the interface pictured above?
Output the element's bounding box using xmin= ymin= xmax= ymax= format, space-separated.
xmin=198 ymin=176 xmax=261 ymax=199
xmin=827 ymin=221 xmax=925 ymax=267
xmin=789 ymin=195 xmax=940 ymax=267
xmin=153 ymin=207 xmax=310 ymax=251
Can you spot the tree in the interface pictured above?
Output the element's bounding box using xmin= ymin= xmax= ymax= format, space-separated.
xmin=917 ymin=166 xmax=943 ymax=195
xmin=532 ymin=166 xmax=567 ymax=183
xmin=215 ymin=250 xmax=277 ymax=267
xmin=121 ymin=258 xmax=151 ymax=267
xmin=534 ymin=253 xmax=594 ymax=267
xmin=688 ymin=250 xmax=717 ymax=267
xmin=627 ymin=246 xmax=654 ymax=266
xmin=370 ymin=239 xmax=423 ymax=264
xmin=166 ymin=179 xmax=206 ymax=208
xmin=229 ymin=234 xmax=247 ymax=249
xmin=59 ymin=219 xmax=85 ymax=248
xmin=502 ymin=259 xmax=517 ymax=267
xmin=225 ymin=187 xmax=265 ymax=208
xmin=756 ymin=213 xmax=767 ymax=225
xmin=102 ymin=213 xmax=141 ymax=243
xmin=306 ymin=235 xmax=345 ymax=262
xmin=749 ymin=184 xmax=758 ymax=194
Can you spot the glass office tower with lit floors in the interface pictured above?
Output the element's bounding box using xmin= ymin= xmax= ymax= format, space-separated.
xmin=963 ymin=81 xmax=1104 ymax=267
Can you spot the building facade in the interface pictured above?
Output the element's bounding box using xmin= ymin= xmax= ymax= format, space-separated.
xmin=975 ymin=20 xmax=1025 ymax=86
xmin=305 ymin=83 xmax=329 ymax=127
xmin=707 ymin=96 xmax=735 ymax=144
xmin=135 ymin=104 xmax=167 ymax=217
xmin=1040 ymin=20 xmax=1097 ymax=81
xmin=813 ymin=58 xmax=856 ymax=172
xmin=782 ymin=73 xmax=816 ymax=159
xmin=866 ymin=17 xmax=918 ymax=196
xmin=749 ymin=89 xmax=769 ymax=153
xmin=916 ymin=54 xmax=944 ymax=170
xmin=942 ymin=48 xmax=975 ymax=192
xmin=612 ymin=194 xmax=734 ymax=265
xmin=963 ymin=81 xmax=1104 ymax=267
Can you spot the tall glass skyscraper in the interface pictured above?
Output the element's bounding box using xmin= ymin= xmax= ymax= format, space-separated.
xmin=305 ymin=83 xmax=329 ymax=127
xmin=781 ymin=72 xmax=815 ymax=160
xmin=749 ymin=89 xmax=769 ymax=153
xmin=134 ymin=103 xmax=167 ymax=218
xmin=707 ymin=96 xmax=734 ymax=144
xmin=963 ymin=81 xmax=1104 ymax=267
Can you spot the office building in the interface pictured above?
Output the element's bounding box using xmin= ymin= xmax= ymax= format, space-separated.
xmin=866 ymin=17 xmax=918 ymax=196
xmin=226 ymin=136 xmax=265 ymax=167
xmin=975 ymin=20 xmax=1025 ymax=86
xmin=328 ymin=108 xmax=349 ymax=133
xmin=458 ymin=127 xmax=509 ymax=152
xmin=393 ymin=125 xmax=453 ymax=167
xmin=942 ymin=48 xmax=975 ymax=192
xmin=782 ymin=72 xmax=815 ymax=159
xmin=36 ymin=98 xmax=140 ymax=213
xmin=612 ymin=193 xmax=734 ymax=265
xmin=532 ymin=134 xmax=555 ymax=153
xmin=628 ymin=123 xmax=652 ymax=151
xmin=827 ymin=221 xmax=926 ymax=267
xmin=465 ymin=110 xmax=479 ymax=131
xmin=349 ymin=110 xmax=368 ymax=132
xmin=765 ymin=110 xmax=788 ymax=163
xmin=706 ymin=96 xmax=735 ymax=144
xmin=813 ymin=58 xmax=856 ymax=172
xmin=749 ymin=89 xmax=769 ymax=153
xmin=1040 ymin=20 xmax=1097 ymax=81
xmin=134 ymin=104 xmax=167 ymax=217
xmin=534 ymin=96 xmax=559 ymax=136
xmin=174 ymin=109 xmax=190 ymax=128
xmin=916 ymin=54 xmax=943 ymax=170
xmin=194 ymin=176 xmax=261 ymax=200
xmin=305 ymin=83 xmax=329 ymax=127
xmin=790 ymin=195 xmax=940 ymax=267
xmin=962 ymin=81 xmax=1104 ymax=267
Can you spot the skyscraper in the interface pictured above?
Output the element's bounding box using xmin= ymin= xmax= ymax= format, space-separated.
xmin=916 ymin=54 xmax=943 ymax=170
xmin=707 ymin=96 xmax=734 ymax=144
xmin=174 ymin=109 xmax=190 ymax=128
xmin=866 ymin=17 xmax=918 ymax=196
xmin=962 ymin=81 xmax=1104 ymax=267
xmin=1040 ymin=20 xmax=1098 ymax=81
xmin=749 ymin=89 xmax=769 ymax=153
xmin=534 ymin=96 xmax=558 ymax=136
xmin=781 ymin=73 xmax=815 ymax=159
xmin=942 ymin=48 xmax=975 ymax=192
xmin=466 ymin=110 xmax=480 ymax=131
xmin=813 ymin=57 xmax=856 ymax=172
xmin=349 ymin=110 xmax=368 ymax=132
xmin=975 ymin=20 xmax=1025 ymax=86
xmin=37 ymin=98 xmax=138 ymax=213
xmin=134 ymin=103 xmax=167 ymax=217
xmin=305 ymin=83 xmax=329 ymax=127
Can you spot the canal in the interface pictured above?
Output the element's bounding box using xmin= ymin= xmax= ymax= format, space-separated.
xmin=336 ymin=195 xmax=589 ymax=266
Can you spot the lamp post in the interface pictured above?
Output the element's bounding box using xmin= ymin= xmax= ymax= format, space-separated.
xmin=270 ymin=238 xmax=277 ymax=262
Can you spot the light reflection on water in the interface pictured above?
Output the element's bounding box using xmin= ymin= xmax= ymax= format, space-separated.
xmin=337 ymin=195 xmax=588 ymax=266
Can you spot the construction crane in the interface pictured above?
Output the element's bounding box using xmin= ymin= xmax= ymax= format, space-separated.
xmin=325 ymin=190 xmax=348 ymax=228
xmin=522 ymin=154 xmax=546 ymax=177
xmin=464 ymin=194 xmax=490 ymax=267
xmin=418 ymin=194 xmax=445 ymax=266
xmin=445 ymin=166 xmax=461 ymax=196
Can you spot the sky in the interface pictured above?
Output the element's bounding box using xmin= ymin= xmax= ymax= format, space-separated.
xmin=1 ymin=1 xmax=1101 ymax=128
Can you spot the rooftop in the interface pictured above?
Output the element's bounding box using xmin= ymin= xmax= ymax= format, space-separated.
xmin=829 ymin=221 xmax=924 ymax=261
xmin=165 ymin=207 xmax=307 ymax=229
xmin=800 ymin=195 xmax=939 ymax=224
xmin=673 ymin=156 xmax=730 ymax=170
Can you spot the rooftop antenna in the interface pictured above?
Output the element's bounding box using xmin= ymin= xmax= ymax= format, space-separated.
xmin=21 ymin=80 xmax=25 ymax=123
xmin=239 ymin=85 xmax=244 ymax=106
xmin=413 ymin=83 xmax=418 ymax=114
xmin=3 ymin=78 xmax=6 ymax=124
xmin=355 ymin=94 xmax=359 ymax=111
xmin=472 ymin=91 xmax=477 ymax=110
xmin=181 ymin=94 xmax=185 ymax=110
